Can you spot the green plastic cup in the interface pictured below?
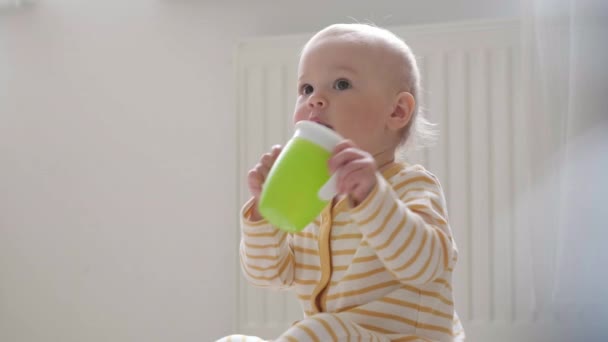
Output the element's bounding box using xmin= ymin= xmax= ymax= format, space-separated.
xmin=258 ymin=121 xmax=342 ymax=232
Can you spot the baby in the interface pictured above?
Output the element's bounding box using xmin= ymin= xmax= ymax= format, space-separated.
xmin=220 ymin=23 xmax=463 ymax=342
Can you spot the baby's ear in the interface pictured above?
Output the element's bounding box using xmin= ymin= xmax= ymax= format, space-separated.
xmin=387 ymin=91 xmax=415 ymax=131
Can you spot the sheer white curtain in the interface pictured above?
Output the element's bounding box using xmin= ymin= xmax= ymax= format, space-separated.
xmin=522 ymin=0 xmax=607 ymax=338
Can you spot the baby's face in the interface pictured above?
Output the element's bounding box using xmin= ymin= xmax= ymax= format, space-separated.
xmin=294 ymin=35 xmax=396 ymax=154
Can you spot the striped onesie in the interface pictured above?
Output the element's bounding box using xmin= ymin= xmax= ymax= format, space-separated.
xmin=220 ymin=163 xmax=464 ymax=341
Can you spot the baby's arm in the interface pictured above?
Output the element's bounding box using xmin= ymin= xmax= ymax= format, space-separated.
xmin=239 ymin=198 xmax=295 ymax=289
xmin=350 ymin=168 xmax=457 ymax=285
xmin=240 ymin=145 xmax=295 ymax=289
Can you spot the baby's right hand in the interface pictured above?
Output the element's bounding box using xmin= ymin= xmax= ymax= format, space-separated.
xmin=248 ymin=145 xmax=282 ymax=201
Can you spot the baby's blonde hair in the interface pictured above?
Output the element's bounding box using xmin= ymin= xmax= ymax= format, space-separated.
xmin=305 ymin=23 xmax=436 ymax=150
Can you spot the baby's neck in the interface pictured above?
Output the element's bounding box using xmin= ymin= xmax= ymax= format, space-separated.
xmin=373 ymin=146 xmax=397 ymax=171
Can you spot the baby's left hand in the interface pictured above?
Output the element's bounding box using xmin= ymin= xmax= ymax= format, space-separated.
xmin=328 ymin=140 xmax=378 ymax=205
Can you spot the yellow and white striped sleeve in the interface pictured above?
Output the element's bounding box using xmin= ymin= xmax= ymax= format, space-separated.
xmin=349 ymin=169 xmax=457 ymax=285
xmin=239 ymin=198 xmax=295 ymax=289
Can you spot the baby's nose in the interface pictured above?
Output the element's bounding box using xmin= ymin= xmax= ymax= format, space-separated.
xmin=308 ymin=95 xmax=327 ymax=108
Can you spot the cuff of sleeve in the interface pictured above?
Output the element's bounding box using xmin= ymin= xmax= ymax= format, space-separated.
xmin=241 ymin=198 xmax=276 ymax=232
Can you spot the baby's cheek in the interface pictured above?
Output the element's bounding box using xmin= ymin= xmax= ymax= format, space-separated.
xmin=292 ymin=108 xmax=307 ymax=124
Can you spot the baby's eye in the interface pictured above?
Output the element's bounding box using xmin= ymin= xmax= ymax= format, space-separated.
xmin=334 ymin=79 xmax=351 ymax=91
xmin=300 ymin=84 xmax=314 ymax=95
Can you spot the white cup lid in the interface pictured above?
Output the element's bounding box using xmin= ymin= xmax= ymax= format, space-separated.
xmin=293 ymin=121 xmax=343 ymax=151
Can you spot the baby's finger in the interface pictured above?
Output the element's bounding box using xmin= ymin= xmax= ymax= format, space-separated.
xmin=248 ymin=168 xmax=262 ymax=185
xmin=332 ymin=140 xmax=357 ymax=156
xmin=343 ymin=168 xmax=376 ymax=203
xmin=257 ymin=162 xmax=272 ymax=180
xmin=262 ymin=146 xmax=282 ymax=166
xmin=247 ymin=169 xmax=264 ymax=197
xmin=250 ymin=187 xmax=262 ymax=199
xmin=261 ymin=153 xmax=275 ymax=167
xmin=334 ymin=159 xmax=365 ymax=193
xmin=329 ymin=147 xmax=364 ymax=173
xmin=350 ymin=183 xmax=370 ymax=205
xmin=271 ymin=145 xmax=283 ymax=157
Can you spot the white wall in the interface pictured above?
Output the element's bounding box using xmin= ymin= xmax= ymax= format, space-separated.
xmin=0 ymin=1 xmax=519 ymax=341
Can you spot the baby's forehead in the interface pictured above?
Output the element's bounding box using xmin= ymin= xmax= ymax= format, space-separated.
xmin=299 ymin=42 xmax=379 ymax=76
xmin=302 ymin=35 xmax=394 ymax=71
xmin=299 ymin=26 xmax=414 ymax=90
xmin=302 ymin=32 xmax=405 ymax=70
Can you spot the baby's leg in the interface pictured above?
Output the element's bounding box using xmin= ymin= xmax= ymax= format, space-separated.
xmin=276 ymin=312 xmax=390 ymax=342
xmin=215 ymin=335 xmax=266 ymax=342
